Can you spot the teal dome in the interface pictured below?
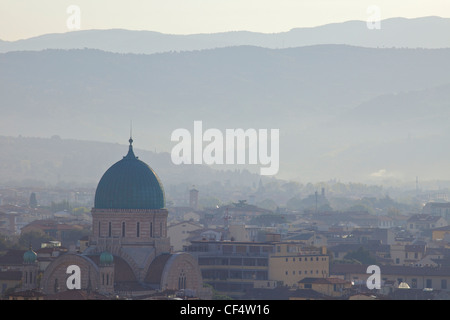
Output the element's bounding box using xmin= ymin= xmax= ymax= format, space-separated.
xmin=23 ymin=248 xmax=37 ymax=264
xmin=99 ymin=251 xmax=114 ymax=265
xmin=94 ymin=138 xmax=165 ymax=210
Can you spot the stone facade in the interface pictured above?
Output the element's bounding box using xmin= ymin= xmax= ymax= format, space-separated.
xmin=90 ymin=208 xmax=170 ymax=255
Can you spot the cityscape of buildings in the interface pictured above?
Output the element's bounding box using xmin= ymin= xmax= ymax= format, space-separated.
xmin=1 ymin=146 xmax=450 ymax=301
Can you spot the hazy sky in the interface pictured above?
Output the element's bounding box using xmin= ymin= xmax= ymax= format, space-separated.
xmin=0 ymin=0 xmax=449 ymax=41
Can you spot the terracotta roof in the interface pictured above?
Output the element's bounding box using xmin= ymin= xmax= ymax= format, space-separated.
xmin=424 ymin=202 xmax=450 ymax=208
xmin=44 ymin=289 xmax=109 ymax=300
xmin=241 ymin=286 xmax=331 ymax=300
xmin=432 ymin=225 xmax=450 ymax=231
xmin=0 ymin=249 xmax=26 ymax=265
xmin=298 ymin=277 xmax=351 ymax=285
xmin=114 ymin=281 xmax=149 ymax=292
xmin=331 ymin=264 xmax=450 ymax=277
xmin=405 ymin=244 xmax=426 ymax=253
xmin=7 ymin=289 xmax=46 ymax=298
xmin=407 ymin=214 xmax=443 ymax=223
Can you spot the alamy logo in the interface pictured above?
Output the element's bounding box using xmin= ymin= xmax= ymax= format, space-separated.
xmin=367 ymin=5 xmax=381 ymax=30
xmin=66 ymin=5 xmax=81 ymax=30
xmin=366 ymin=265 xmax=381 ymax=289
xmin=66 ymin=265 xmax=81 ymax=289
xmin=171 ymin=121 xmax=279 ymax=175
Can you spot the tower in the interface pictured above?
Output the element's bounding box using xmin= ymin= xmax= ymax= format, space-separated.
xmin=98 ymin=251 xmax=114 ymax=294
xmin=22 ymin=246 xmax=39 ymax=291
xmin=189 ymin=186 xmax=199 ymax=210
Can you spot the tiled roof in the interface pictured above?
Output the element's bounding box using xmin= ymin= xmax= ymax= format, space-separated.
xmin=0 ymin=270 xmax=22 ymax=280
xmin=44 ymin=289 xmax=109 ymax=300
xmin=0 ymin=249 xmax=26 ymax=265
xmin=7 ymin=289 xmax=46 ymax=298
xmin=331 ymin=264 xmax=450 ymax=277
xmin=432 ymin=225 xmax=450 ymax=231
xmin=407 ymin=214 xmax=443 ymax=223
xmin=241 ymin=286 xmax=331 ymax=300
xmin=298 ymin=277 xmax=351 ymax=285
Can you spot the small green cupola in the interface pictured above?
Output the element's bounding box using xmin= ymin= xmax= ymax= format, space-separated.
xmin=23 ymin=246 xmax=37 ymax=264
xmin=99 ymin=251 xmax=114 ymax=265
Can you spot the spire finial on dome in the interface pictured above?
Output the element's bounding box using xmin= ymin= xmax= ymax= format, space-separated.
xmin=129 ymin=120 xmax=133 ymax=145
xmin=125 ymin=122 xmax=137 ymax=159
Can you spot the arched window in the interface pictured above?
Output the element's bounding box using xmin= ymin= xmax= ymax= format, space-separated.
xmin=122 ymin=222 xmax=126 ymax=237
xmin=136 ymin=222 xmax=140 ymax=237
xmin=178 ymin=271 xmax=186 ymax=290
xmin=108 ymin=222 xmax=112 ymax=237
xmin=150 ymin=222 xmax=153 ymax=238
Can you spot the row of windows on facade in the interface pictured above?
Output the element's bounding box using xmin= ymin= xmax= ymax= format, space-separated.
xmin=202 ymin=270 xmax=268 ymax=280
xmin=198 ymin=256 xmax=328 ymax=266
xmin=284 ymin=257 xmax=328 ymax=262
xmin=98 ymin=221 xmax=164 ymax=238
xmin=204 ymin=269 xmax=328 ymax=280
xmin=285 ymin=269 xmax=327 ymax=276
xmin=199 ymin=257 xmax=268 ymax=266
xmin=399 ymin=278 xmax=448 ymax=289
xmin=352 ymin=276 xmax=449 ymax=290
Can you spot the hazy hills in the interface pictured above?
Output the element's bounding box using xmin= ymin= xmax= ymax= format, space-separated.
xmin=0 ymin=135 xmax=264 ymax=192
xmin=1 ymin=44 xmax=450 ymax=183
xmin=1 ymin=16 xmax=449 ymax=54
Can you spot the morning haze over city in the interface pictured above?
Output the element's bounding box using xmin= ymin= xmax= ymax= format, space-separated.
xmin=0 ymin=0 xmax=450 ymax=307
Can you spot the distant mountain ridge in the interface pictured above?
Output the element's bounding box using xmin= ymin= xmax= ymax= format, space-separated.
xmin=0 ymin=135 xmax=262 ymax=189
xmin=1 ymin=16 xmax=449 ymax=54
xmin=1 ymin=45 xmax=450 ymax=182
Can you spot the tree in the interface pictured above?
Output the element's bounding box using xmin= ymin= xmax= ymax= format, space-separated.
xmin=249 ymin=213 xmax=285 ymax=227
xmin=18 ymin=230 xmax=54 ymax=249
xmin=344 ymin=247 xmax=377 ymax=265
xmin=51 ymin=200 xmax=71 ymax=213
xmin=29 ymin=192 xmax=38 ymax=208
xmin=257 ymin=199 xmax=278 ymax=211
